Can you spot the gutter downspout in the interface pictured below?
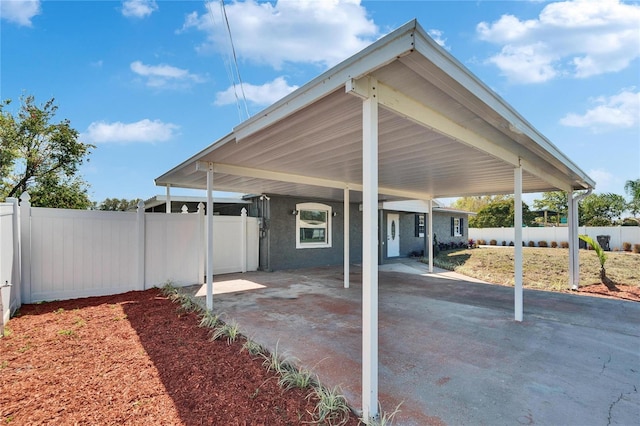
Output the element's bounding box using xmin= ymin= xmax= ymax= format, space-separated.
xmin=569 ymin=188 xmax=592 ymax=290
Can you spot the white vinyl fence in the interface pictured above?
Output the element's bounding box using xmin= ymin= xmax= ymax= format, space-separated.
xmin=470 ymin=226 xmax=640 ymax=250
xmin=1 ymin=198 xmax=20 ymax=331
xmin=8 ymin=193 xmax=259 ymax=306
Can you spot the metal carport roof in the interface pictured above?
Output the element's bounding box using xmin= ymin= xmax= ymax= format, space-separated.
xmin=155 ymin=20 xmax=595 ymax=420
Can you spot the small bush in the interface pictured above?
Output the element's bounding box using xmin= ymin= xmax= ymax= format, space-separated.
xmin=501 ymin=241 xmax=506 ymax=246
xmin=528 ymin=241 xmax=536 ymax=247
xmin=509 ymin=241 xmax=514 ymax=246
xmin=538 ymin=241 xmax=548 ymax=247
xmin=489 ymin=239 xmax=497 ymax=246
xmin=633 ymin=244 xmax=640 ymax=254
xmin=560 ymin=241 xmax=569 ymax=248
xmin=622 ymin=242 xmax=632 ymax=252
xmin=550 ymin=241 xmax=558 ymax=248
xmin=477 ymin=239 xmax=486 ymax=245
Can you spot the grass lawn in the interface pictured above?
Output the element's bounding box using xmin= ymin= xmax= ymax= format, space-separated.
xmin=432 ymin=247 xmax=640 ymax=292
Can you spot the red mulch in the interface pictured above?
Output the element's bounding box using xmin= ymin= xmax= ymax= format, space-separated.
xmin=0 ymin=289 xmax=360 ymax=425
xmin=577 ymin=283 xmax=640 ymax=302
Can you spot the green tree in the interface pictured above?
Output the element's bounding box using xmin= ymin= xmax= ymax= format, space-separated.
xmin=98 ymin=198 xmax=142 ymax=211
xmin=579 ymin=193 xmax=626 ymax=226
xmin=532 ymin=191 xmax=568 ymax=225
xmin=451 ymin=195 xmax=511 ymax=213
xmin=0 ymin=95 xmax=93 ymax=208
xmin=624 ymin=179 xmax=640 ymax=217
xmin=469 ymin=199 xmax=535 ymax=228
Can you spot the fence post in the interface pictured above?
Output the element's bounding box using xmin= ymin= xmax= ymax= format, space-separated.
xmin=19 ymin=193 xmax=31 ymax=304
xmin=197 ymin=203 xmax=205 ymax=283
xmin=137 ymin=200 xmax=145 ymax=290
xmin=241 ymin=208 xmax=247 ymax=273
xmin=7 ymin=197 xmax=21 ymax=310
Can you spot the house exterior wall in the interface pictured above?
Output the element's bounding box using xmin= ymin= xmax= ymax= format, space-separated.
xmin=251 ymin=195 xmax=470 ymax=271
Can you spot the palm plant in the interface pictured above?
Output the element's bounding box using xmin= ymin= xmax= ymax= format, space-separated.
xmin=579 ymin=235 xmax=618 ymax=291
xmin=624 ymin=179 xmax=640 ymax=217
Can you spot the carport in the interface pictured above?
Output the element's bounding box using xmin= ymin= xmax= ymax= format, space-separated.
xmin=156 ymin=20 xmax=595 ymax=419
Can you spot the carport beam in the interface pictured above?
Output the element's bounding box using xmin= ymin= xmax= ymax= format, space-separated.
xmin=166 ymin=184 xmax=171 ymax=214
xmin=206 ymin=164 xmax=214 ymax=310
xmin=344 ymin=187 xmax=350 ymax=289
xmin=514 ymin=165 xmax=523 ymax=322
xmin=361 ymin=77 xmax=379 ymax=421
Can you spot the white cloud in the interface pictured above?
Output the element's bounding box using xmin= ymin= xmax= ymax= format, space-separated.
xmin=82 ymin=119 xmax=179 ymax=144
xmin=477 ymin=0 xmax=640 ymax=83
xmin=121 ymin=0 xmax=157 ymax=19
xmin=215 ymin=77 xmax=299 ymax=107
xmin=588 ymin=168 xmax=617 ymax=193
xmin=427 ymin=29 xmax=449 ymax=50
xmin=130 ymin=61 xmax=204 ymax=88
xmin=179 ymin=0 xmax=378 ymax=69
xmin=1 ymin=0 xmax=41 ymax=27
xmin=560 ymin=89 xmax=640 ymax=131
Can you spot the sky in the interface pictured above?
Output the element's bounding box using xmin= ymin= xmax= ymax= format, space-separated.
xmin=1 ymin=0 xmax=639 ymax=206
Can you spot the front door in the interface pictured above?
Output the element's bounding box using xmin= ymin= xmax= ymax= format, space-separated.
xmin=387 ymin=213 xmax=400 ymax=257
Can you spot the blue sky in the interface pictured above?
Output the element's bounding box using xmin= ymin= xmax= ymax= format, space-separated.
xmin=2 ymin=0 xmax=639 ymax=205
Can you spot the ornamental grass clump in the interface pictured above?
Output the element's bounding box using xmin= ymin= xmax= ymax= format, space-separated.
xmin=308 ymin=385 xmax=351 ymax=426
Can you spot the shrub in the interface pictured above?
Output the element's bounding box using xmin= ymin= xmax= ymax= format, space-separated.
xmin=538 ymin=241 xmax=548 ymax=247
xmin=489 ymin=239 xmax=497 ymax=246
xmin=633 ymin=244 xmax=640 ymax=254
xmin=509 ymin=241 xmax=514 ymax=246
xmin=501 ymin=241 xmax=506 ymax=246
xmin=622 ymin=242 xmax=632 ymax=252
xmin=560 ymin=241 xmax=569 ymax=248
xmin=477 ymin=239 xmax=486 ymax=245
xmin=550 ymin=241 xmax=558 ymax=248
xmin=528 ymin=241 xmax=535 ymax=247
xmin=621 ymin=217 xmax=639 ymax=226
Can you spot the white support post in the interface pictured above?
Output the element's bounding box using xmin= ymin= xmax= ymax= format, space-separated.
xmin=568 ymin=190 xmax=576 ymax=289
xmin=344 ymin=187 xmax=350 ymax=289
xmin=428 ymin=199 xmax=433 ymax=273
xmin=136 ymin=200 xmax=146 ymax=290
xmin=514 ymin=165 xmax=523 ymax=322
xmin=361 ymin=77 xmax=379 ymax=421
xmin=166 ymin=184 xmax=171 ymax=214
xmin=19 ymin=193 xmax=31 ymax=304
xmin=197 ymin=203 xmax=205 ymax=284
xmin=241 ymin=208 xmax=247 ymax=273
xmin=206 ymin=164 xmax=214 ymax=311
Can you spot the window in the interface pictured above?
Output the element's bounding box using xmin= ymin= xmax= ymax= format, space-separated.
xmin=451 ymin=217 xmax=464 ymax=237
xmin=415 ymin=214 xmax=425 ymax=237
xmin=296 ymin=202 xmax=332 ymax=249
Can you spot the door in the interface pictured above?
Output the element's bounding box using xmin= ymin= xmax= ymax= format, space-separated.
xmin=387 ymin=213 xmax=400 ymax=257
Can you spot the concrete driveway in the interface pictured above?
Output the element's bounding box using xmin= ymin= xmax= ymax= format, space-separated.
xmin=187 ymin=261 xmax=640 ymax=425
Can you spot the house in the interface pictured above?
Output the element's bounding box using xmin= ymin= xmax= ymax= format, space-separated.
xmin=244 ymin=194 xmax=471 ymax=271
xmin=154 ymin=19 xmax=595 ymax=419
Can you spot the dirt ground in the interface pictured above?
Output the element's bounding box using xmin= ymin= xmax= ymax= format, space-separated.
xmin=0 ymin=289 xmax=360 ymax=425
xmin=578 ymin=283 xmax=640 ymax=302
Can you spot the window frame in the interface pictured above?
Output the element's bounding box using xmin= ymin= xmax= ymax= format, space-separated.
xmin=296 ymin=202 xmax=332 ymax=249
xmin=453 ymin=217 xmax=463 ymax=237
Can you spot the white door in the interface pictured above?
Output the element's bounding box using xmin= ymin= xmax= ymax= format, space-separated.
xmin=387 ymin=213 xmax=400 ymax=257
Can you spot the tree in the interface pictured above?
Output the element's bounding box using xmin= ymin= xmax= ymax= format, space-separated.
xmin=579 ymin=235 xmax=617 ymax=291
xmin=97 ymin=198 xmax=142 ymax=211
xmin=578 ymin=193 xmax=626 ymax=226
xmin=469 ymin=199 xmax=535 ymax=228
xmin=532 ymin=191 xmax=568 ymax=225
xmin=451 ymin=195 xmax=511 ymax=213
xmin=624 ymin=179 xmax=640 ymax=217
xmin=0 ymin=95 xmax=93 ymax=208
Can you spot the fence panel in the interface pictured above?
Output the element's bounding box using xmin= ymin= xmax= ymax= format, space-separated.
xmin=145 ymin=213 xmax=201 ymax=287
xmin=28 ymin=208 xmax=138 ymax=303
xmin=470 ymin=226 xmax=640 ymax=250
xmin=0 ymin=201 xmax=19 ymax=328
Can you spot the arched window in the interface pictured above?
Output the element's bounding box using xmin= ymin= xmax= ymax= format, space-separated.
xmin=296 ymin=202 xmax=332 ymax=249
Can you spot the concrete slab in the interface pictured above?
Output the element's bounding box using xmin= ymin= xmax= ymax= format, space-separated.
xmin=183 ymin=262 xmax=640 ymax=425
